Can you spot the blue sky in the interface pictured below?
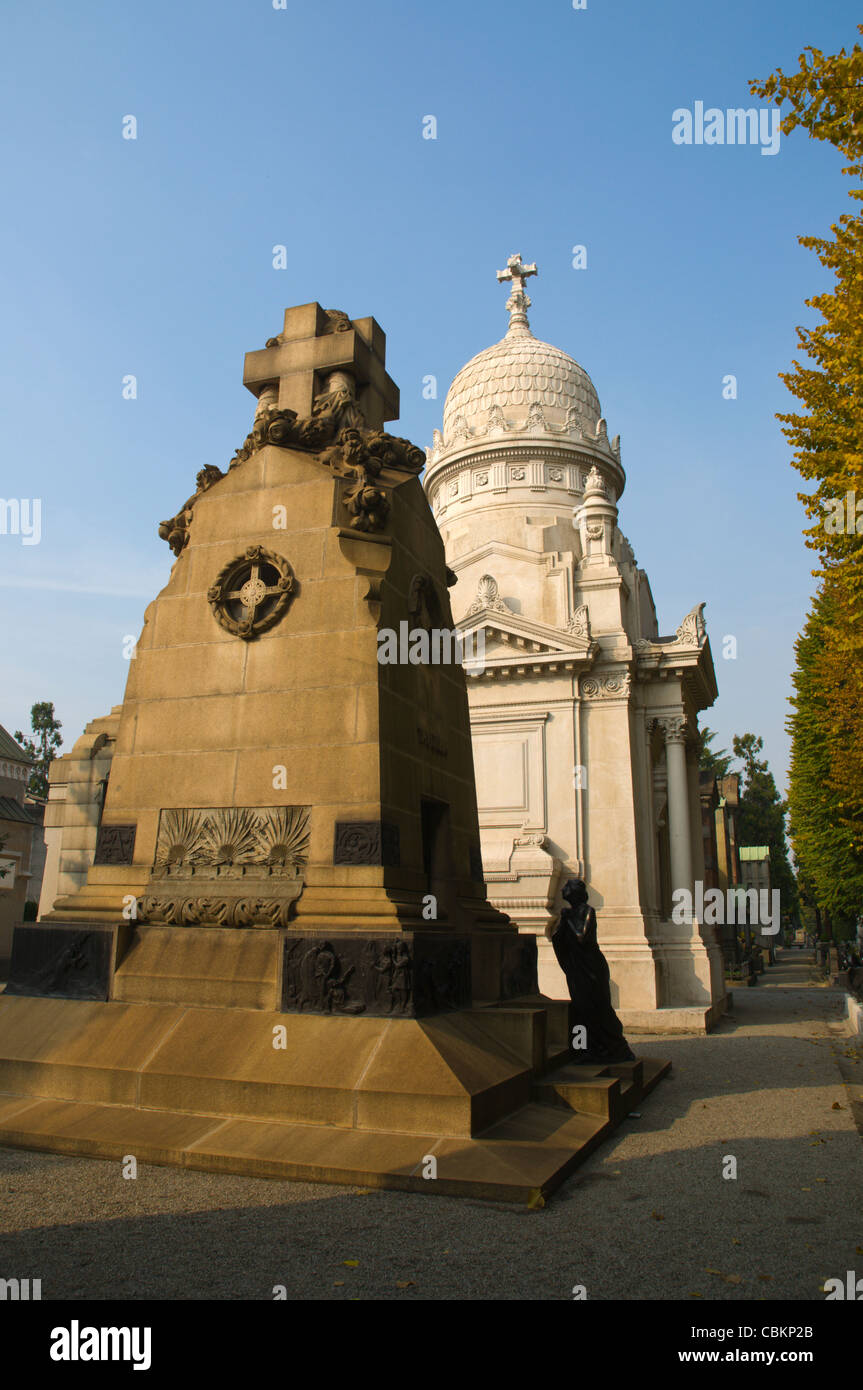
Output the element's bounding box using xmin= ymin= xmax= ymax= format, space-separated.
xmin=0 ymin=0 xmax=857 ymax=792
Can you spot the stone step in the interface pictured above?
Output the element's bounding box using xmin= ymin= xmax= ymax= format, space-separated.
xmin=0 ymin=1092 xmax=611 ymax=1205
xmin=532 ymin=1057 xmax=668 ymax=1121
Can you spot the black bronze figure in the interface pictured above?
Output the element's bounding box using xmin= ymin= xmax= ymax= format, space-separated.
xmin=546 ymin=878 xmax=635 ymax=1063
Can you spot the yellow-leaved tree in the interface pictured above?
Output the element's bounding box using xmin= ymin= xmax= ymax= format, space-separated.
xmin=752 ymin=32 xmax=863 ymax=931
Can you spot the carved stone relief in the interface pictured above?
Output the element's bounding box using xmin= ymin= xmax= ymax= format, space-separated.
xmin=466 ymin=574 xmax=511 ymax=617
xmin=158 ymin=464 xmax=225 ymax=558
xmin=333 ymin=821 xmax=401 ymax=867
xmin=567 ymin=604 xmax=591 ymax=644
xmin=580 ymin=672 xmax=632 ymax=699
xmin=281 ymin=932 xmax=471 ymax=1018
xmin=94 ymin=824 xmax=136 ymax=865
xmin=207 ymin=546 xmax=296 ymax=640
xmin=674 ymin=602 xmax=707 ymax=647
xmin=137 ymin=805 xmax=310 ymax=928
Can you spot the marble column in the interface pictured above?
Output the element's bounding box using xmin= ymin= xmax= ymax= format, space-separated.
xmin=660 ymin=716 xmax=692 ymax=902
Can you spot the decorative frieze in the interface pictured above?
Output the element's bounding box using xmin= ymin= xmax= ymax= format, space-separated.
xmin=151 ymin=805 xmax=310 ymax=876
xmin=138 ymin=895 xmax=297 ymax=928
xmin=137 ymin=806 xmax=310 ymax=929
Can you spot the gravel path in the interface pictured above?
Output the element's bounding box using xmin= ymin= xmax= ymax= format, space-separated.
xmin=1 ymin=949 xmax=861 ymax=1301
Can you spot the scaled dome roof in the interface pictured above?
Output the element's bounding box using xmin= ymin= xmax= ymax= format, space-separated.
xmin=442 ymin=330 xmax=602 ymax=440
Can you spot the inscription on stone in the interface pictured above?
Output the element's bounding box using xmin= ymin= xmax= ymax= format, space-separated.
xmin=417 ymin=726 xmax=448 ymax=758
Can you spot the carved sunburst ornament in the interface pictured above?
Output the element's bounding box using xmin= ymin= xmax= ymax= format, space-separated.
xmin=207 ymin=545 xmax=295 ymax=639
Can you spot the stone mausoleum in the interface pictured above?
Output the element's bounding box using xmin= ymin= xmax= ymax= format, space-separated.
xmin=423 ymin=256 xmax=725 ymax=1030
xmin=0 ymin=297 xmax=670 ymax=1202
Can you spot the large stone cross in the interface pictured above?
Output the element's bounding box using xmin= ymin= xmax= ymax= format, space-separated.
xmin=243 ymin=302 xmax=399 ymax=431
xmin=496 ymin=253 xmax=537 ymax=331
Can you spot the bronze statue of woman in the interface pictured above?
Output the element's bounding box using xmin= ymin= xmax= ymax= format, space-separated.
xmin=546 ymin=878 xmax=634 ymax=1063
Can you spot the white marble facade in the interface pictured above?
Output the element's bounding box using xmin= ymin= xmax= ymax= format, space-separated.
xmin=423 ymin=256 xmax=726 ymax=1030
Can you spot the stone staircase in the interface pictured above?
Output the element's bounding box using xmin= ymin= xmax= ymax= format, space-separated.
xmin=0 ymin=988 xmax=670 ymax=1204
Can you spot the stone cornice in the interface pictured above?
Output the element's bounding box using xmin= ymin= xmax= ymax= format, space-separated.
xmin=635 ymin=632 xmax=718 ymax=709
xmin=424 ymin=442 xmax=625 ymax=519
xmin=470 ymin=704 xmax=557 ymax=721
xmin=465 ymin=637 xmax=595 ymax=681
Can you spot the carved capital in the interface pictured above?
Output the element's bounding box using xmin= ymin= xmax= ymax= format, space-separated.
xmin=653 ymin=715 xmax=688 ymax=744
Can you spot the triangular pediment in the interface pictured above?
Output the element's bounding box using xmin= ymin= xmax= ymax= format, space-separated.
xmin=461 ymin=611 xmax=575 ymax=654
xmin=456 ymin=608 xmax=596 ymax=677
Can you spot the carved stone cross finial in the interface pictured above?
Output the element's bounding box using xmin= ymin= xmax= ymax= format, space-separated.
xmin=496 ymin=253 xmax=537 ymax=334
xmin=243 ymin=302 xmax=399 ymax=431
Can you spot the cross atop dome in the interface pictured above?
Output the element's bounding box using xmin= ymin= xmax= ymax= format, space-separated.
xmin=496 ymin=253 xmax=537 ymax=335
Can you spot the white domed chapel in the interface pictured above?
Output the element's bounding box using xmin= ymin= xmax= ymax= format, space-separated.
xmin=424 ymin=255 xmax=725 ymax=1029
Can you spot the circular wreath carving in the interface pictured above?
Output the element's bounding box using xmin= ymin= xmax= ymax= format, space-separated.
xmin=207 ymin=545 xmax=296 ymax=640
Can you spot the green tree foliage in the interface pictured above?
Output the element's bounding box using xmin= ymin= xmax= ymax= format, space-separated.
xmin=787 ymin=576 xmax=863 ymax=923
xmin=14 ymin=702 xmax=63 ymax=799
xmin=697 ymin=727 xmax=732 ymax=778
xmin=732 ymin=734 xmax=798 ymax=916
